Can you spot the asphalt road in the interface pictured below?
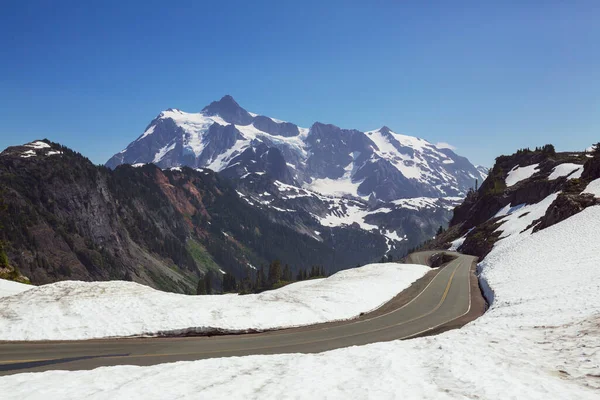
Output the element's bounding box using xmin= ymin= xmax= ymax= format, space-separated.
xmin=0 ymin=251 xmax=478 ymax=376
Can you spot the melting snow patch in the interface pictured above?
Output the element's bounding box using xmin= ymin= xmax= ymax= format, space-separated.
xmin=505 ymin=163 xmax=539 ymax=187
xmin=448 ymin=231 xmax=470 ymax=251
xmin=25 ymin=141 xmax=51 ymax=149
xmin=20 ymin=150 xmax=36 ymax=158
xmin=494 ymin=192 xmax=559 ymax=240
xmin=548 ymin=163 xmax=584 ymax=180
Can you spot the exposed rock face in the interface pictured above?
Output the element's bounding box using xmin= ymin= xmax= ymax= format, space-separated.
xmin=581 ymin=154 xmax=600 ymax=180
xmin=533 ymin=193 xmax=600 ymax=233
xmin=220 ymin=145 xmax=296 ymax=185
xmin=252 ymin=115 xmax=299 ymax=137
xmin=201 ymin=95 xmax=254 ymax=125
xmin=195 ymin=124 xmax=244 ymax=167
xmin=305 ymin=123 xmax=374 ymax=180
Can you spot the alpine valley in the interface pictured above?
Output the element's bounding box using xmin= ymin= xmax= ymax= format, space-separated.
xmin=0 ymin=96 xmax=486 ymax=293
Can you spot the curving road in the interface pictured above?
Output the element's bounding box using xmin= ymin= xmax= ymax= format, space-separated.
xmin=0 ymin=251 xmax=481 ymax=376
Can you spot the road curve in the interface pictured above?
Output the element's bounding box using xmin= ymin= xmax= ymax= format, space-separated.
xmin=0 ymin=251 xmax=481 ymax=376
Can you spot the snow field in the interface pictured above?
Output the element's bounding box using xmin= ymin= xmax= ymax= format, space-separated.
xmin=0 ymin=263 xmax=430 ymax=341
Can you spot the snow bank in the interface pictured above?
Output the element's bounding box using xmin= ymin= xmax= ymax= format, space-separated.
xmin=0 ymin=263 xmax=429 ymax=341
xmin=505 ymin=163 xmax=539 ymax=187
xmin=583 ymin=177 xmax=600 ymax=197
xmin=4 ymin=207 xmax=599 ymax=398
xmin=548 ymin=163 xmax=584 ymax=180
xmin=0 ymin=278 xmax=32 ymax=298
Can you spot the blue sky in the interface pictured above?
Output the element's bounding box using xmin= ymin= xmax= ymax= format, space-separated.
xmin=1 ymin=1 xmax=598 ymax=167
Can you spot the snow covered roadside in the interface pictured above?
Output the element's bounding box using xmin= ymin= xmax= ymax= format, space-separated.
xmin=0 ymin=278 xmax=32 ymax=298
xmin=0 ymin=263 xmax=429 ymax=341
xmin=3 ymin=207 xmax=599 ymax=399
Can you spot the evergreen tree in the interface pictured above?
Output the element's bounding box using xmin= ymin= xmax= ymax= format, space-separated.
xmin=268 ymin=259 xmax=282 ymax=285
xmin=0 ymin=244 xmax=8 ymax=269
xmin=222 ymin=273 xmax=237 ymax=292
xmin=541 ymin=144 xmax=556 ymax=156
xmin=592 ymin=142 xmax=600 ymax=156
xmin=196 ymin=277 xmax=206 ymax=295
xmin=204 ymin=270 xmax=213 ymax=294
xmin=436 ymin=225 xmax=444 ymax=236
xmin=256 ymin=266 xmax=266 ymax=288
xmin=283 ymin=264 xmax=292 ymax=281
xmin=0 ymin=191 xmax=8 ymax=269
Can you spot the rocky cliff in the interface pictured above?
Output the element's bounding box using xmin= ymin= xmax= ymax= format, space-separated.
xmin=422 ymin=145 xmax=600 ymax=259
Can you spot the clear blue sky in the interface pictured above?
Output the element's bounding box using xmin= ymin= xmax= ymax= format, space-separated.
xmin=1 ymin=1 xmax=598 ymax=167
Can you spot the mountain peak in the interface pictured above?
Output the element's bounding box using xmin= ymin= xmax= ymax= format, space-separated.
xmin=202 ymin=95 xmax=253 ymax=125
xmin=379 ymin=126 xmax=392 ymax=134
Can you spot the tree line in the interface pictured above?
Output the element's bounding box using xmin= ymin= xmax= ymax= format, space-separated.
xmin=197 ymin=259 xmax=330 ymax=295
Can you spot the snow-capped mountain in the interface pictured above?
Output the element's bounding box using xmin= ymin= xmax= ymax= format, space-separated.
xmin=106 ymin=95 xmax=484 ymax=201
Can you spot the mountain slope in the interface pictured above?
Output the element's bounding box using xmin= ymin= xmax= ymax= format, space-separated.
xmin=106 ymin=96 xmax=482 ymax=201
xmin=3 ymin=140 xmax=436 ymax=292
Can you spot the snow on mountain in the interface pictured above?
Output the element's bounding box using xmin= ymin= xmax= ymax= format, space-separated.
xmin=548 ymin=163 xmax=584 ymax=180
xmin=5 ymin=140 xmax=65 ymax=159
xmin=237 ymin=175 xmax=462 ymax=255
xmin=475 ymin=164 xmax=489 ymax=180
xmin=505 ymin=163 xmax=540 ymax=187
xmin=106 ymin=96 xmax=482 ymax=202
xmin=493 ymin=192 xmax=560 ymax=240
xmin=3 ymin=206 xmax=599 ymax=399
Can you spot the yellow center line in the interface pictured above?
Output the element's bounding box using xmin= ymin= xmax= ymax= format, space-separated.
xmin=1 ymin=261 xmax=466 ymax=366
